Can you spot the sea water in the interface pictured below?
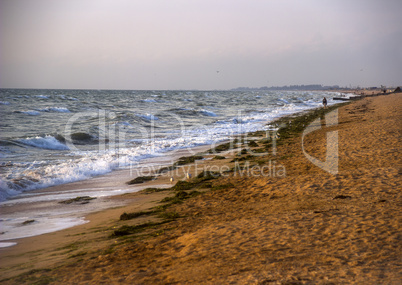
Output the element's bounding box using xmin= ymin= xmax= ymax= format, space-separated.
xmin=0 ymin=89 xmax=338 ymax=245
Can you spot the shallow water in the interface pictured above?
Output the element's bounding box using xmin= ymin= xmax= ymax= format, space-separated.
xmin=0 ymin=89 xmax=338 ymax=201
xmin=0 ymin=89 xmax=339 ymax=244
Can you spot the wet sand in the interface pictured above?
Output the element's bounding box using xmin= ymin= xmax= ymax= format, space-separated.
xmin=0 ymin=144 xmax=214 ymax=243
xmin=1 ymin=92 xmax=401 ymax=284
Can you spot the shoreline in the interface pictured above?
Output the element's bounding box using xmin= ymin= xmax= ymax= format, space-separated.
xmin=0 ymin=89 xmax=337 ymax=204
xmin=1 ymin=92 xmax=401 ymax=284
xmin=0 ymin=96 xmax=342 ymax=245
xmin=0 ymin=143 xmax=216 ymax=245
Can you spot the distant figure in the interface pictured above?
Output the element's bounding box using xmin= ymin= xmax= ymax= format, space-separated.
xmin=170 ymin=177 xmax=174 ymax=183
xmin=186 ymin=173 xmax=192 ymax=180
xmin=322 ymin=97 xmax=327 ymax=109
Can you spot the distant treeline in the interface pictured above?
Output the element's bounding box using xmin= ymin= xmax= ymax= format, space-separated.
xmin=232 ymin=84 xmax=342 ymax=91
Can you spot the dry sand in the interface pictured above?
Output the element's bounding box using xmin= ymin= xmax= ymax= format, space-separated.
xmin=1 ymin=93 xmax=401 ymax=284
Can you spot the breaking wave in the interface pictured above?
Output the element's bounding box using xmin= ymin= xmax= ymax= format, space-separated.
xmin=17 ymin=135 xmax=69 ymax=150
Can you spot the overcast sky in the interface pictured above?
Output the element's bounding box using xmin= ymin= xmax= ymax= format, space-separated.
xmin=1 ymin=0 xmax=401 ymax=90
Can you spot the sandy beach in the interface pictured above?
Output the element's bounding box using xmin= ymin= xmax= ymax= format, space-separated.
xmin=1 ymin=92 xmax=401 ymax=284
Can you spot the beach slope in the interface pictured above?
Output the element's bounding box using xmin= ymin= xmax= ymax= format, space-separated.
xmin=1 ymin=93 xmax=401 ymax=284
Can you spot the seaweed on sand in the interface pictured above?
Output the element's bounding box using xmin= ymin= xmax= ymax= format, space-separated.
xmin=248 ymin=140 xmax=259 ymax=147
xmin=271 ymin=103 xmax=350 ymax=141
xmin=120 ymin=211 xmax=154 ymax=220
xmin=213 ymin=155 xmax=226 ymax=160
xmin=156 ymin=165 xmax=177 ymax=174
xmin=127 ymin=176 xmax=155 ymax=185
xmin=58 ymin=196 xmax=96 ymax=204
xmin=111 ymin=222 xmax=163 ymax=237
xmin=141 ymin=187 xmax=170 ymax=193
xmin=208 ymin=141 xmax=235 ymax=153
xmin=174 ymin=155 xmax=204 ymax=166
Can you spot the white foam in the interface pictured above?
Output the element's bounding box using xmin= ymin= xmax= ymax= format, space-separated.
xmin=0 ymin=242 xmax=17 ymax=248
xmin=0 ymin=216 xmax=88 ymax=241
xmin=0 ymin=101 xmax=10 ymax=105
xmin=115 ymin=121 xmax=133 ymax=127
xmin=21 ymin=110 xmax=41 ymax=116
xmin=278 ymin=98 xmax=290 ymax=104
xmin=31 ymin=110 xmax=314 ymax=196
xmin=200 ymin=109 xmax=217 ymax=117
xmin=0 ymin=156 xmax=124 ymax=201
xmin=50 ymin=107 xmax=70 ymax=112
xmin=0 ymin=179 xmax=21 ymax=201
xmin=1 ymin=188 xmax=136 ymax=205
xmin=36 ymin=95 xmax=49 ymax=99
xmin=17 ymin=135 xmax=69 ymax=150
xmin=1 ymin=91 xmax=338 ymax=203
xmin=38 ymin=107 xmax=70 ymax=113
xmin=141 ymin=98 xmax=157 ymax=103
xmin=137 ymin=113 xmax=159 ymax=121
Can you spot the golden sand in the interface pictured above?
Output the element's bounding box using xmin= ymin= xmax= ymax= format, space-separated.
xmin=1 ymin=93 xmax=401 ymax=284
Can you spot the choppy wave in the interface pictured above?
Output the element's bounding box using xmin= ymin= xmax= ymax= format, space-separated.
xmin=17 ymin=135 xmax=69 ymax=150
xmin=136 ymin=113 xmax=159 ymax=121
xmin=114 ymin=121 xmax=133 ymax=128
xmin=70 ymin=132 xmax=91 ymax=141
xmin=277 ymin=98 xmax=290 ymax=105
xmin=169 ymin=107 xmax=217 ymax=117
xmin=0 ymin=134 xmax=214 ymax=200
xmin=38 ymin=107 xmax=71 ymax=113
xmin=0 ymin=179 xmax=20 ymax=201
xmin=0 ymin=101 xmax=10 ymax=105
xmin=21 ymin=110 xmax=41 ymax=116
xmin=0 ymin=89 xmax=339 ymax=202
xmin=16 ymin=107 xmax=71 ymax=114
xmin=141 ymin=98 xmax=157 ymax=103
xmin=200 ymin=109 xmax=217 ymax=117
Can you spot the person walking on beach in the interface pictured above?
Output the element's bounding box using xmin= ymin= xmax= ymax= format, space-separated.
xmin=322 ymin=97 xmax=327 ymax=109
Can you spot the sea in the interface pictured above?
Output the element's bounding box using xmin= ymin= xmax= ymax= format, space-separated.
xmin=0 ymin=89 xmax=338 ymax=247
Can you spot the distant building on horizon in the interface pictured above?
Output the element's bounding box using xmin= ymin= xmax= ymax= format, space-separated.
xmin=232 ymin=84 xmax=341 ymax=91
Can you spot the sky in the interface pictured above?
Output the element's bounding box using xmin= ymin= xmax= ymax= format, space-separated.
xmin=1 ymin=0 xmax=401 ymax=90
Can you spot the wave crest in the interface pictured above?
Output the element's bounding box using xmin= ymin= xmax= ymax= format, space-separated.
xmin=38 ymin=107 xmax=70 ymax=113
xmin=17 ymin=135 xmax=69 ymax=150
